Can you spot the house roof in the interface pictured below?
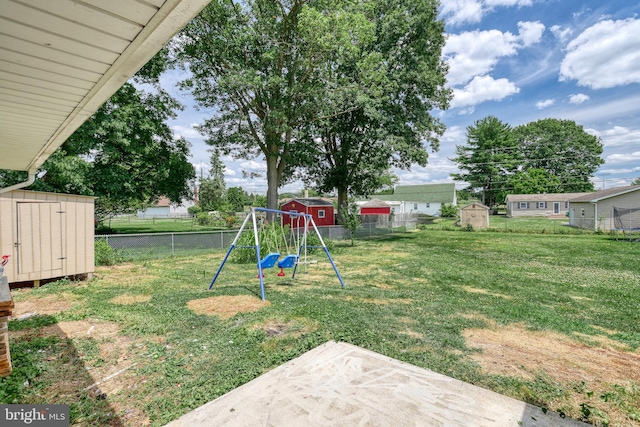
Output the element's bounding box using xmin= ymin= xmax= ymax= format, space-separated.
xmin=0 ymin=0 xmax=210 ymax=173
xmin=505 ymin=193 xmax=592 ymax=203
xmin=569 ymin=185 xmax=640 ymax=203
xmin=373 ymin=183 xmax=456 ymax=204
xmin=286 ymin=198 xmax=334 ymax=207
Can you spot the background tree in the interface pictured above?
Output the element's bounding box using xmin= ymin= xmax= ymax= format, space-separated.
xmin=513 ymin=118 xmax=603 ymax=192
xmin=175 ymin=0 xmax=355 ymax=215
xmin=340 ymin=200 xmax=361 ymax=247
xmin=451 ymin=116 xmax=519 ymax=209
xmin=225 ymin=187 xmax=250 ymax=212
xmin=632 ymin=177 xmax=640 ymax=186
xmin=510 ymin=168 xmax=562 ymax=194
xmin=198 ymin=149 xmax=226 ymax=211
xmin=300 ymin=0 xmax=450 ymax=221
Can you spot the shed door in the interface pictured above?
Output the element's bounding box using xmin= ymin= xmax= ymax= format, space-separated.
xmin=553 ymin=202 xmax=560 ymax=214
xmin=16 ymin=202 xmax=65 ymax=275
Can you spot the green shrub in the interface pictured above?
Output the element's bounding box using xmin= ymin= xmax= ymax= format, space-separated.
xmin=439 ymin=204 xmax=458 ymax=218
xmin=196 ymin=212 xmax=212 ymax=226
xmin=94 ymin=238 xmax=117 ymax=266
xmin=188 ymin=205 xmax=203 ymax=216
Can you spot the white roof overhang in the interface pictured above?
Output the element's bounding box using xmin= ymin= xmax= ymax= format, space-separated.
xmin=0 ymin=0 xmax=210 ymax=172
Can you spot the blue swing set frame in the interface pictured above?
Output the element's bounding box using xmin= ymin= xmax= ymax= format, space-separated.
xmin=209 ymin=207 xmax=345 ymax=300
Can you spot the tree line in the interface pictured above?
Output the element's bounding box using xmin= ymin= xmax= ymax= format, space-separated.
xmin=451 ymin=116 xmax=605 ymax=209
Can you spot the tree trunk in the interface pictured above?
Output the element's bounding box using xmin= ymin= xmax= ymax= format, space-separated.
xmin=266 ymin=152 xmax=279 ymax=222
xmin=336 ymin=186 xmax=348 ymax=225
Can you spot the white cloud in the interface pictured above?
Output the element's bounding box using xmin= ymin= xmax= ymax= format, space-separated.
xmin=605 ymin=151 xmax=640 ymax=164
xmin=536 ymin=99 xmax=555 ymax=109
xmin=171 ymin=124 xmax=203 ymax=140
xmin=569 ymin=93 xmax=590 ymax=104
xmin=517 ymin=21 xmax=545 ymax=47
xmin=560 ymin=18 xmax=640 ymax=89
xmin=440 ymin=0 xmax=534 ymax=26
xmin=443 ymin=22 xmax=543 ymax=93
xmin=550 ymin=25 xmax=573 ymax=43
xmin=450 ymin=75 xmax=520 ymax=108
xmin=484 ymin=0 xmax=533 ymax=7
xmin=440 ymin=0 xmax=483 ymax=26
xmin=444 ymin=29 xmax=519 ymax=86
xmin=240 ymin=160 xmax=267 ymax=171
xmin=589 ymin=126 xmax=640 ymax=147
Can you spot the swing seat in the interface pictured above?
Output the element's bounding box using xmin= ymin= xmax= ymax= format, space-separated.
xmin=278 ymin=255 xmax=298 ymax=269
xmin=260 ymin=253 xmax=281 ymax=269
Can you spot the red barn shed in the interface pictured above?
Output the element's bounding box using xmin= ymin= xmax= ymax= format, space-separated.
xmin=281 ymin=198 xmax=335 ymax=227
xmin=359 ymin=198 xmax=391 ymax=215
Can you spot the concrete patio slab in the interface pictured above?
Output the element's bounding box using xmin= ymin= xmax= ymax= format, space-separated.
xmin=164 ymin=341 xmax=588 ymax=427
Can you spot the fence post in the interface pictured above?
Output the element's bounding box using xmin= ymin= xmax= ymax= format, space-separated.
xmin=171 ymin=233 xmax=175 ymax=256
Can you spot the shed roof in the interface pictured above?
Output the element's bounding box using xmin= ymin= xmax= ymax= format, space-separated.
xmin=360 ymin=198 xmax=390 ymax=208
xmin=569 ymin=186 xmax=640 ymax=203
xmin=461 ymin=203 xmax=489 ymax=210
xmin=287 ymin=198 xmax=334 ymax=207
xmin=505 ymin=193 xmax=592 ymax=203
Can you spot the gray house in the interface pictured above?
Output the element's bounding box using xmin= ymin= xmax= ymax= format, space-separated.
xmin=505 ymin=193 xmax=591 ymax=218
xmin=569 ymin=186 xmax=640 ymax=231
xmin=371 ymin=183 xmax=457 ymax=216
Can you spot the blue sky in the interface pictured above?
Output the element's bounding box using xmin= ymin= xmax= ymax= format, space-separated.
xmin=164 ymin=0 xmax=640 ymax=194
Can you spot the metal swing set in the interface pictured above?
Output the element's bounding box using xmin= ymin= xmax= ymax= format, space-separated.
xmin=209 ymin=207 xmax=345 ymax=300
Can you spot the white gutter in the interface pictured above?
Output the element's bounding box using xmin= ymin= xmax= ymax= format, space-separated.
xmin=592 ymin=202 xmax=598 ymax=231
xmin=0 ymin=170 xmax=36 ymax=194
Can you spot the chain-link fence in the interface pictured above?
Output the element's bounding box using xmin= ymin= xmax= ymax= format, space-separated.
xmin=95 ymin=218 xmax=418 ymax=262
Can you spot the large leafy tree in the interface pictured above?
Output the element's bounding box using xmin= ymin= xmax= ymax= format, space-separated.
xmin=513 ymin=118 xmax=603 ymax=192
xmin=451 ymin=116 xmax=519 ymax=208
xmin=0 ymin=61 xmax=195 ymax=220
xmin=510 ymin=168 xmax=562 ymax=194
xmin=301 ymin=0 xmax=450 ymax=220
xmin=175 ymin=0 xmax=388 ymax=216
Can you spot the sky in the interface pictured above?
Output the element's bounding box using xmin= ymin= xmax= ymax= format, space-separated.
xmin=163 ymin=0 xmax=640 ymax=194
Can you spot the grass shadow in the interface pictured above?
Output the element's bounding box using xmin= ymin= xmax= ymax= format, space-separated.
xmin=3 ymin=315 xmax=126 ymax=426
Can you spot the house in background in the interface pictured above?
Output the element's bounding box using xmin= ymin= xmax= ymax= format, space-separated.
xmin=569 ymin=185 xmax=640 ymax=231
xmin=280 ymin=198 xmax=335 ymax=227
xmin=370 ymin=183 xmax=457 ymax=216
xmin=137 ymin=197 xmax=195 ymax=218
xmin=357 ymin=199 xmax=391 ymax=215
xmin=505 ymin=193 xmax=591 ymax=218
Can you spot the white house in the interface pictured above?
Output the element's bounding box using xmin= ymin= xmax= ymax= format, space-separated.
xmin=369 ymin=184 xmax=457 ymax=216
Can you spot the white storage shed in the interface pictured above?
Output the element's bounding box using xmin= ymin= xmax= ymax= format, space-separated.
xmin=0 ymin=190 xmax=94 ymax=285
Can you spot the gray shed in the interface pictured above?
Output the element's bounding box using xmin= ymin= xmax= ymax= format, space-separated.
xmin=0 ymin=190 xmax=94 ymax=286
xmin=460 ymin=203 xmax=490 ymax=229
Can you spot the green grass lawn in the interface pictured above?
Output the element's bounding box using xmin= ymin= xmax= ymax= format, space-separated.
xmin=4 ymin=230 xmax=640 ymax=426
xmin=98 ymin=216 xmax=227 ymax=234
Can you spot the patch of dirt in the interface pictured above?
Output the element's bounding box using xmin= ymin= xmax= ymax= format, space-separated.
xmin=95 ymin=263 xmax=158 ymax=286
xmin=464 ymin=321 xmax=638 ymax=385
xmin=9 ymin=319 xmax=120 ymax=340
xmin=110 ymin=294 xmax=152 ymax=305
xmin=11 ymin=293 xmax=78 ymax=318
xmin=399 ymin=329 xmax=425 ymax=339
xmin=462 ymin=286 xmax=512 ymax=299
xmin=187 ymin=295 xmax=270 ymax=319
xmin=253 ymin=318 xmax=318 ymax=338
